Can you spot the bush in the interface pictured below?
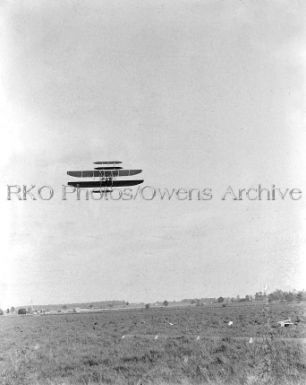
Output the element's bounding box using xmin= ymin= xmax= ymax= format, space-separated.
xmin=18 ymin=308 xmax=26 ymax=315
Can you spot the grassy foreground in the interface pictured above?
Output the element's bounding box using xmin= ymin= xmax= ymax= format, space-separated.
xmin=0 ymin=303 xmax=305 ymax=385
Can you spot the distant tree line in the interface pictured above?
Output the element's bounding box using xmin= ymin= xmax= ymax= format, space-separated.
xmin=1 ymin=289 xmax=305 ymax=315
xmin=267 ymin=289 xmax=305 ymax=303
xmin=180 ymin=290 xmax=306 ymax=307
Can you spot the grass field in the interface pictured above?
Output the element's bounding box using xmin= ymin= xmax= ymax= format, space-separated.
xmin=0 ymin=303 xmax=305 ymax=385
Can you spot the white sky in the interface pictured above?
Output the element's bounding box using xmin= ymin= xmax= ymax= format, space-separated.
xmin=0 ymin=0 xmax=306 ymax=308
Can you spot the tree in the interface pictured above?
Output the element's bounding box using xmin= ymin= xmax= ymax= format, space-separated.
xmin=268 ymin=289 xmax=283 ymax=302
xmin=217 ymin=297 xmax=224 ymax=303
xmin=145 ymin=303 xmax=150 ymax=309
xmin=255 ymin=292 xmax=264 ymax=301
xmin=10 ymin=306 xmax=15 ymax=313
xmin=284 ymin=292 xmax=295 ymax=302
xmin=163 ymin=300 xmax=169 ymax=307
xmin=297 ymin=292 xmax=303 ymax=302
xmin=0 ymin=309 xmax=3 ymax=315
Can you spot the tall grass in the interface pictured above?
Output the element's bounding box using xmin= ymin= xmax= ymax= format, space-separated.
xmin=0 ymin=303 xmax=305 ymax=385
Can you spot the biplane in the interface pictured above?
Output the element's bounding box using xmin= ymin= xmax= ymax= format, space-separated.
xmin=67 ymin=161 xmax=144 ymax=193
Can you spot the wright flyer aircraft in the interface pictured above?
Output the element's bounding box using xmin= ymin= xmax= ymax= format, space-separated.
xmin=67 ymin=161 xmax=144 ymax=193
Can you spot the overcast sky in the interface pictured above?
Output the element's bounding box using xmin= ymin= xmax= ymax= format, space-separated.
xmin=0 ymin=0 xmax=305 ymax=308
